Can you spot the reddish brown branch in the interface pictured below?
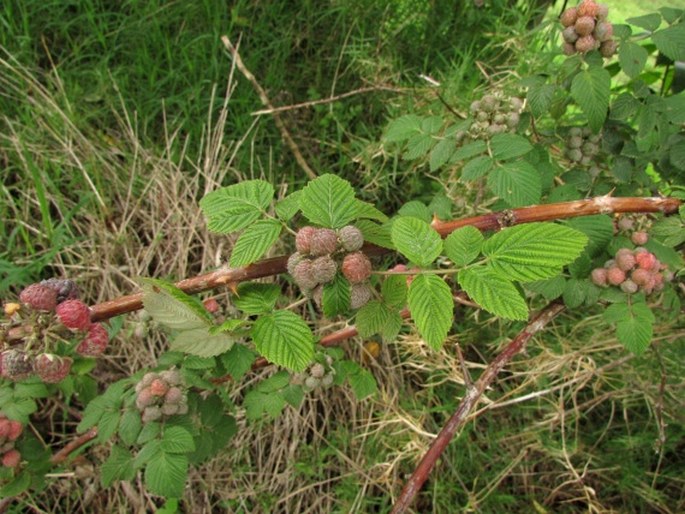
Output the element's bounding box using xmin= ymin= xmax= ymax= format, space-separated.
xmin=50 ymin=427 xmax=98 ymax=465
xmin=390 ymin=302 xmax=566 ymax=514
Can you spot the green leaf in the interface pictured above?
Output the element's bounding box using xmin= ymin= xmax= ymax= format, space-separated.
xmin=652 ymin=24 xmax=685 ymax=62
xmin=274 ymin=191 xmax=301 ymax=221
xmin=101 ymin=446 xmax=135 ymax=487
xmin=458 ymin=267 xmax=528 ymax=320
xmin=145 ymin=452 xmax=188 ymax=499
xmin=200 ymin=180 xmax=274 ymax=234
xmin=404 ymin=133 xmax=435 ymax=160
xmin=391 ymin=217 xmax=443 ymax=268
xmin=137 ymin=422 xmax=161 ymax=445
xmin=118 ymin=409 xmax=142 ymax=446
xmin=141 ymin=279 xmax=211 ymax=330
xmin=487 ymin=160 xmax=541 ymax=207
xmin=607 ymin=302 xmax=655 ymax=355
xmin=563 ymin=278 xmax=588 ymax=308
xmin=252 ymin=311 xmax=314 ymax=372
xmin=670 ymin=140 xmax=685 ymax=171
xmin=381 ymin=274 xmax=408 ymax=307
xmin=299 ymin=174 xmax=359 ymax=229
xmin=219 ymin=344 xmax=256 ymax=380
xmin=408 ymin=274 xmax=454 ymax=350
xmin=244 ymin=390 xmax=287 ymax=419
xmin=565 ymin=215 xmax=613 ymax=257
xmin=626 ymin=13 xmax=662 ymax=32
xmin=430 ymin=137 xmax=457 ymax=171
xmin=0 ymin=472 xmax=31 ymax=498
xmin=570 ymin=67 xmax=611 ymax=133
xmin=443 ymin=226 xmax=484 ymax=266
xmin=619 ymin=42 xmax=649 ymax=79
xmin=229 ymin=219 xmax=282 ymax=267
xmin=483 ymin=223 xmax=588 ymax=282
xmin=398 ymin=201 xmax=432 ymax=222
xmin=461 ymin=156 xmax=494 ymax=181
xmin=381 ymin=310 xmax=404 ymax=343
xmin=170 ymin=327 xmax=235 ymax=358
xmin=453 ymin=140 xmax=487 ymax=161
xmin=161 ymin=426 xmax=195 ymax=454
xmin=355 ymin=200 xmax=389 ymax=222
xmin=490 ymin=134 xmax=533 ymax=161
xmin=526 ymin=275 xmax=566 ymax=300
xmin=322 ymin=274 xmax=351 ymax=317
xmin=234 ymin=283 xmax=280 ymax=314
xmin=356 ymin=301 xmax=392 ymax=338
xmin=348 ymin=367 xmax=378 ymax=400
xmin=650 ymin=217 xmax=685 ymax=247
xmin=384 ymin=114 xmax=422 ymax=142
xmin=527 ymin=83 xmax=556 ymax=117
xmin=356 ymin=219 xmax=394 ymax=249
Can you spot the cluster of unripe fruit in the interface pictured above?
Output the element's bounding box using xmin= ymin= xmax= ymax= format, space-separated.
xmin=0 ymin=413 xmax=23 ymax=468
xmin=463 ymin=94 xmax=523 ymax=140
xmin=287 ymin=225 xmax=374 ymax=310
xmin=0 ymin=279 xmax=110 ymax=384
xmin=292 ymin=355 xmax=336 ymax=392
xmin=565 ymin=126 xmax=602 ymax=170
xmin=134 ymin=369 xmax=188 ymax=423
xmin=560 ymin=0 xmax=616 ymax=57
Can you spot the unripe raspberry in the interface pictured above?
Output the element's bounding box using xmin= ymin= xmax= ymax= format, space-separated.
xmin=177 ymin=402 xmax=189 ymax=415
xmin=292 ymin=260 xmax=319 ymax=291
xmin=136 ymin=387 xmax=157 ymax=410
xmin=662 ymin=270 xmax=674 ymax=282
xmin=287 ymin=252 xmax=305 ymax=276
xmin=567 ymin=148 xmax=583 ymax=162
xmin=304 ymin=376 xmax=321 ymax=390
xmin=615 ymin=248 xmax=636 ymax=271
xmin=309 ymin=229 xmax=338 ymax=256
xmin=506 ymin=112 xmax=520 ymax=129
xmin=509 ymin=97 xmax=524 ymax=111
xmin=149 ymin=379 xmax=169 ymax=397
xmin=310 ymin=363 xmax=325 ymax=379
xmin=636 ymin=252 xmax=656 ymax=270
xmin=607 ymin=266 xmax=626 ymax=286
xmin=76 ymin=323 xmax=109 ymax=357
xmin=56 ymin=300 xmax=91 ymax=330
xmin=617 ymin=217 xmax=634 ymax=231
xmin=562 ymin=26 xmax=579 ymax=43
xmin=142 ymin=406 xmax=162 ymax=423
xmin=338 ymin=226 xmax=364 ymax=252
xmin=2 ymin=449 xmax=21 ymax=468
xmin=164 ymin=387 xmax=184 ymax=404
xmin=593 ymin=22 xmax=613 ymax=42
xmin=575 ymin=16 xmax=596 ymax=37
xmin=7 ymin=421 xmax=22 ymax=441
xmin=582 ymin=142 xmax=599 ymax=155
xmin=589 ymin=166 xmax=601 ymax=178
xmin=568 ymin=136 xmax=583 ymax=149
xmin=488 ymin=124 xmax=506 ymax=135
xmin=0 ymin=420 xmax=9 ymax=439
xmin=562 ymin=43 xmax=576 ymax=56
xmin=311 ymin=256 xmax=337 ymax=284
xmin=569 ymin=127 xmax=583 ymax=137
xmin=19 ymin=284 xmax=58 ymax=312
xmin=203 ymin=298 xmax=220 ymax=314
xmin=342 ymin=252 xmax=373 ymax=284
xmin=631 ymin=231 xmax=649 ymax=245
xmin=40 ymin=278 xmax=79 ymax=303
xmin=577 ymin=1 xmax=599 ymax=18
xmin=630 ymin=268 xmax=651 ymax=286
xmin=643 ymin=277 xmax=657 ymax=294
xmin=34 ymin=354 xmax=72 ymax=384
xmin=620 ymin=280 xmax=638 ymax=294
xmin=0 ymin=350 xmax=34 ymax=382
xmin=591 ymin=267 xmax=608 ymax=286
xmin=493 ymin=113 xmax=506 ymax=124
xmin=480 ymin=95 xmax=497 ymax=113
xmin=469 ymin=101 xmax=481 ymax=114
xmin=140 ymin=372 xmax=158 ymax=388
xmin=580 ymin=155 xmax=593 ymax=166
xmin=575 ymin=35 xmax=597 ymax=53
xmin=350 ymin=283 xmax=373 ymax=310
xmin=597 ymin=3 xmax=609 ymax=21
xmin=560 ymin=7 xmax=578 ymax=27
xmin=476 ymin=111 xmax=489 ymax=122
xmin=600 ymin=40 xmax=617 ymax=58
xmin=295 ymin=226 xmax=317 ymax=254
xmin=321 ymin=374 xmax=334 ymax=387
xmin=159 ymin=369 xmax=182 ymax=386
xmin=161 ymin=403 xmax=180 ymax=416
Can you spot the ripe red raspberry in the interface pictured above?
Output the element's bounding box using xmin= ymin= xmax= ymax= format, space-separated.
xmin=309 ymin=228 xmax=338 ymax=256
xmin=620 ymin=280 xmax=638 ymax=294
xmin=577 ymin=0 xmax=599 ymax=18
xmin=593 ymin=22 xmax=613 ymax=42
xmin=295 ymin=226 xmax=317 ymax=254
xmin=40 ymin=278 xmax=79 ymax=303
xmin=203 ymin=298 xmax=220 ymax=313
xmin=575 ymin=16 xmax=596 ymax=37
xmin=342 ymin=252 xmax=372 ymax=284
xmin=7 ymin=420 xmax=22 ymax=441
xmin=591 ymin=268 xmax=608 ymax=286
xmin=149 ymin=379 xmax=169 ymax=397
xmin=311 ymin=256 xmax=337 ymax=284
xmin=600 ymin=40 xmax=617 ymax=58
xmin=607 ymin=267 xmax=626 ymax=286
xmin=56 ymin=299 xmax=91 ymax=330
xmin=631 ymin=231 xmax=649 ymax=245
xmin=615 ymin=249 xmax=636 ymax=271
xmin=630 ymin=268 xmax=651 ymax=286
xmin=34 ymin=354 xmax=73 ymax=384
xmin=338 ymin=226 xmax=364 ymax=252
xmin=19 ymin=284 xmax=58 ymax=312
xmin=2 ymin=449 xmax=21 ymax=468
xmin=350 ymin=283 xmax=373 ymax=310
xmin=292 ymin=260 xmax=319 ymax=291
xmin=76 ymin=323 xmax=109 ymax=357
xmin=164 ymin=387 xmax=184 ymax=405
xmin=136 ymin=387 xmax=157 ymax=410
xmin=575 ymin=35 xmax=598 ymax=53
xmin=0 ymin=350 xmax=34 ymax=382
xmin=636 ymin=252 xmax=656 ymax=271
xmin=560 ymin=7 xmax=578 ymax=27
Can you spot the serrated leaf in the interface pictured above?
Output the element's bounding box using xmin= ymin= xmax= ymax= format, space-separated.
xmin=565 ymin=215 xmax=613 ymax=256
xmin=408 ymin=274 xmax=454 ymax=350
xmin=141 ymin=279 xmax=211 ymax=330
xmin=563 ymin=278 xmax=588 ymax=308
xmin=384 ymin=114 xmax=422 ymax=142
xmin=299 ymin=174 xmax=359 ymax=229
xmin=355 ymin=200 xmax=389 ymax=222
xmin=461 ymin=155 xmax=494 ymax=181
xmin=483 ymin=223 xmax=588 ymax=282
xmin=234 ymin=283 xmax=280 ymax=314
xmin=208 ymin=319 xmax=244 ymax=336
xmin=398 ymin=201 xmax=432 ymax=222
xmin=322 ymin=274 xmax=350 ymax=317
xmin=650 ymin=217 xmax=685 ymax=247
xmin=458 ymin=267 xmax=528 ymax=321
xmin=381 ymin=310 xmax=403 ymax=343
xmin=348 ymin=368 xmax=378 ymax=399
xmin=229 ymin=220 xmax=282 ymax=267
xmin=118 ymin=409 xmax=142 ymax=446
xmin=356 ymin=301 xmax=391 ymax=338
xmin=570 ymin=67 xmax=611 ymax=133
xmin=610 ymin=93 xmax=640 ymax=120
xmin=275 ymin=191 xmax=301 ymax=221
xmin=356 ymin=219 xmax=394 ymax=249
xmin=453 ymin=140 xmax=487 ymax=161
xmin=528 ymin=83 xmax=556 ymax=117
xmin=101 ymin=446 xmax=135 ymax=487
xmin=487 ymin=160 xmax=541 ymax=207
xmin=161 ymin=426 xmax=196 ymax=454
xmin=219 ymin=344 xmax=256 ymax=380
xmin=244 ymin=390 xmax=287 ymax=420
xmin=251 ymin=311 xmax=314 ymax=372
xmin=619 ymin=42 xmax=649 ymax=79
xmin=430 ymin=137 xmax=456 ymax=171
xmin=525 ymin=275 xmax=566 ymax=300
xmin=670 ymin=140 xmax=685 ymax=171
xmin=653 ymin=24 xmax=685 ymax=61
xmin=391 ymin=217 xmax=443 ymax=268
xmin=170 ymin=327 xmax=235 ymax=358
xmin=200 ymin=180 xmax=274 ymax=234
xmin=613 ymin=302 xmax=655 ymax=355
xmin=98 ymin=409 xmax=122 ymax=443
xmin=490 ymin=134 xmax=533 ymax=161
xmin=137 ymin=422 xmax=161 ymax=445
xmin=0 ymin=472 xmax=31 ymax=498
xmin=626 ymin=13 xmax=662 ymax=32
xmin=145 ymin=452 xmax=188 ymax=498
xmin=382 ymin=274 xmax=407 ymax=307
xmin=444 ymin=226 xmax=484 ymax=266
xmin=403 ymin=133 xmax=435 ymax=160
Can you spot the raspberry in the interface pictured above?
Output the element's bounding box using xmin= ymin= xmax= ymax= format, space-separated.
xmin=149 ymin=379 xmax=169 ymax=397
xmin=600 ymin=40 xmax=617 ymax=58
xmin=662 ymin=270 xmax=674 ymax=282
xmin=575 ymin=35 xmax=598 ymax=53
xmin=161 ymin=403 xmax=179 ymax=416
xmin=469 ymin=101 xmax=481 ymax=114
xmin=164 ymin=387 xmax=184 ymax=404
xmin=562 ymin=43 xmax=576 ymax=56
xmin=287 ymin=252 xmax=305 ymax=275
xmin=617 ymin=217 xmax=634 ymax=231
xmin=615 ymin=249 xmax=636 ymax=271
xmin=295 ymin=226 xmax=317 ymax=254
xmin=575 ymin=16 xmax=596 ymax=37
xmin=142 ymin=406 xmax=162 ymax=423
xmin=562 ymin=26 xmax=579 ymax=43
xmin=631 ymin=231 xmax=649 ymax=246
xmin=636 ymin=252 xmax=656 ymax=271
xmin=7 ymin=421 xmax=22 ymax=441
xmin=292 ymin=260 xmax=319 ymax=291
xmin=607 ymin=267 xmax=626 ymax=286
xmin=310 ymin=363 xmax=325 ymax=379
xmin=338 ymin=226 xmax=364 ymax=252
xmin=0 ymin=419 xmax=9 ymax=439
xmin=0 ymin=350 xmax=34 ymax=382
xmin=76 ymin=323 xmax=109 ymax=357
xmin=159 ymin=369 xmax=182 ymax=386
xmin=140 ymin=372 xmax=158 ymax=388
xmin=177 ymin=403 xmax=189 ymax=415
xmin=577 ymin=1 xmax=599 ymax=18
xmin=597 ymin=3 xmax=609 ymax=21
xmin=136 ymin=387 xmax=157 ymax=410
xmin=34 ymin=354 xmax=73 ymax=384
xmin=620 ymin=280 xmax=638 ymax=294
xmin=311 ymin=256 xmax=337 ymax=284
xmin=509 ymin=97 xmax=524 ymax=111
xmin=350 ymin=283 xmax=373 ymax=309
xmin=309 ymin=228 xmax=338 ymax=256
xmin=2 ymin=449 xmax=21 ymax=468
xmin=56 ymin=300 xmax=91 ymax=330
xmin=321 ymin=374 xmax=334 ymax=387
xmin=567 ymin=148 xmax=583 ymax=162
xmin=40 ymin=278 xmax=79 ymax=303
xmin=304 ymin=376 xmax=321 ymax=390
xmin=342 ymin=252 xmax=372 ymax=284
xmin=593 ymin=22 xmax=613 ymax=42
xmin=591 ymin=268 xmax=608 ymax=286
xmin=568 ymin=136 xmax=583 ymax=149
xmin=560 ymin=7 xmax=578 ymax=27
xmin=19 ymin=284 xmax=58 ymax=312
xmin=480 ymin=95 xmax=497 ymax=112
xmin=506 ymin=112 xmax=520 ymax=129
xmin=582 ymin=142 xmax=599 ymax=155
xmin=203 ymin=298 xmax=220 ymax=313
xmin=630 ymin=268 xmax=651 ymax=286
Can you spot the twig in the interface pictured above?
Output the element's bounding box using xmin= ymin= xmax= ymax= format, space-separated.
xmin=50 ymin=427 xmax=98 ymax=465
xmin=390 ymin=302 xmax=566 ymax=514
xmin=220 ymin=36 xmax=317 ymax=180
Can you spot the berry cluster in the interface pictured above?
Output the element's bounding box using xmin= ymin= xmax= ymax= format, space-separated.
xmin=0 ymin=414 xmax=23 ymax=468
xmin=466 ymin=94 xmax=523 ymax=140
xmin=292 ymin=355 xmax=336 ymax=392
xmin=560 ymin=1 xmax=616 ymax=57
xmin=0 ymin=349 xmax=74 ymax=384
xmin=565 ymin=126 xmax=602 ymax=169
xmin=288 ymin=225 xmax=374 ymax=310
xmin=134 ymin=369 xmax=188 ymax=423
xmin=591 ymin=243 xmax=673 ymax=295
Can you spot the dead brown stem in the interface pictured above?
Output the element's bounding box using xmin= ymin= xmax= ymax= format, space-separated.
xmin=50 ymin=427 xmax=98 ymax=465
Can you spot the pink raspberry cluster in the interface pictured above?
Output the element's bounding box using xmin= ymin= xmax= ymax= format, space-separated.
xmin=288 ymin=225 xmax=374 ymax=310
xmin=134 ymin=369 xmax=188 ymax=423
xmin=466 ymin=94 xmax=523 ymax=140
xmin=560 ymin=1 xmax=616 ymax=57
xmin=565 ymin=127 xmax=602 ymax=168
xmin=0 ymin=349 xmax=73 ymax=384
xmin=591 ymin=245 xmax=673 ymax=295
xmin=0 ymin=413 xmax=23 ymax=468
xmin=291 ymin=354 xmax=336 ymax=392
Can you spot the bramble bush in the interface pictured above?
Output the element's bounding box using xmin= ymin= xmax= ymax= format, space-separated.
xmin=1 ymin=1 xmax=684 ymax=509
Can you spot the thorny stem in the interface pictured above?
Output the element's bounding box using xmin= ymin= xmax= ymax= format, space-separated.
xmin=390 ymin=302 xmax=566 ymax=514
